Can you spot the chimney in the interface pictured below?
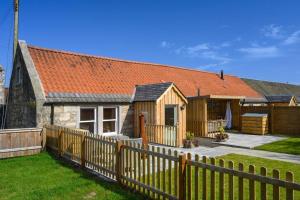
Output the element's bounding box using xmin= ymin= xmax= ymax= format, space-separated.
xmin=220 ymin=70 xmax=224 ymax=80
xmin=197 ymin=88 xmax=201 ymax=96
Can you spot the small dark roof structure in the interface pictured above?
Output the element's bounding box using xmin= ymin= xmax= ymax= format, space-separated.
xmin=133 ymin=82 xmax=187 ymax=103
xmin=133 ymin=82 xmax=174 ymax=102
xmin=242 ymin=78 xmax=300 ymax=97
xmin=265 ymin=95 xmax=294 ymax=103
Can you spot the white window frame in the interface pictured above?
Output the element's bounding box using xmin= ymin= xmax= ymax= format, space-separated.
xmin=102 ymin=106 xmax=118 ymax=134
xmin=79 ymin=107 xmax=97 ymax=133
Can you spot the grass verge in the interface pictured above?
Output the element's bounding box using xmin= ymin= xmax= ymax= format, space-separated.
xmin=255 ymin=137 xmax=300 ymax=155
xmin=0 ymin=152 xmax=143 ymax=200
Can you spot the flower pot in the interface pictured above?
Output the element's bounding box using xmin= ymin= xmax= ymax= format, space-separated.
xmin=183 ymin=140 xmax=195 ymax=148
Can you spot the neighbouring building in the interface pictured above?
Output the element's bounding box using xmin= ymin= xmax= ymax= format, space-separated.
xmin=242 ymin=78 xmax=300 ymax=106
xmin=6 ymin=40 xmax=261 ymax=142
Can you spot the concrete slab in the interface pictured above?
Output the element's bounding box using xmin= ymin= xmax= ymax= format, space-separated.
xmin=212 ymin=133 xmax=287 ymax=149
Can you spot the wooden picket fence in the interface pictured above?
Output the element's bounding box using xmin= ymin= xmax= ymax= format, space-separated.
xmin=145 ymin=124 xmax=178 ymax=147
xmin=45 ymin=125 xmax=300 ymax=200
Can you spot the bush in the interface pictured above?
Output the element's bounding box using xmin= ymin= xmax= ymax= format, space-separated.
xmin=186 ymin=132 xmax=195 ymax=140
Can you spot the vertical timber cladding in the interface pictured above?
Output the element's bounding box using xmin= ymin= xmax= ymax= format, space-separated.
xmin=133 ymin=101 xmax=156 ymax=138
xmin=156 ymin=86 xmax=187 ymax=146
xmin=133 ymin=85 xmax=187 ymax=146
xmin=231 ymin=99 xmax=241 ymax=130
xmin=273 ymin=106 xmax=300 ymax=135
xmin=186 ymin=98 xmax=208 ymax=137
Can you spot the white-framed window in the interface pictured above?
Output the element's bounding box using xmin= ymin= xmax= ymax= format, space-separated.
xmin=79 ymin=107 xmax=97 ymax=133
xmin=16 ymin=66 xmax=21 ymax=85
xmin=103 ymin=107 xmax=118 ymax=134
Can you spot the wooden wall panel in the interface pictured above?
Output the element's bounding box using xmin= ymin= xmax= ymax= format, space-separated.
xmin=156 ymin=87 xmax=186 ymax=146
xmin=133 ymin=102 xmax=156 ymax=138
xmin=0 ymin=128 xmax=43 ymax=159
xmin=273 ymin=106 xmax=300 ymax=135
xmin=186 ymin=98 xmax=207 ymax=137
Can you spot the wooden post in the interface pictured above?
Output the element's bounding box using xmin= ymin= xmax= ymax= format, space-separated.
xmin=286 ymin=172 xmax=294 ymax=200
xmin=58 ymin=130 xmax=63 ymax=156
xmin=270 ymin=105 xmax=275 ymax=134
xmin=179 ymin=153 xmax=187 ymax=200
xmin=41 ymin=127 xmax=47 ymax=150
xmin=81 ymin=133 xmax=85 ymax=168
xmin=139 ymin=114 xmax=148 ymax=147
xmin=115 ymin=140 xmax=123 ymax=183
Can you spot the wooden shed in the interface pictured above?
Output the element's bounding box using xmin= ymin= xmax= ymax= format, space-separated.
xmin=241 ymin=113 xmax=268 ymax=135
xmin=133 ymin=82 xmax=187 ymax=147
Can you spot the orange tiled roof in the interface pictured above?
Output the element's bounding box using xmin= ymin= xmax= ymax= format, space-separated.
xmin=27 ymin=45 xmax=261 ymax=98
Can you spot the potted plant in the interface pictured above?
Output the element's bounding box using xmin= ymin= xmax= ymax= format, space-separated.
xmin=215 ymin=127 xmax=229 ymax=142
xmin=183 ymin=132 xmax=195 ymax=148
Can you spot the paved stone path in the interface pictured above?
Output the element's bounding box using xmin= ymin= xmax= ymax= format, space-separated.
xmin=213 ymin=133 xmax=286 ymax=149
xmin=160 ymin=145 xmax=300 ymax=164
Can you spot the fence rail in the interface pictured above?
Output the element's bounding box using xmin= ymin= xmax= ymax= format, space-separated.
xmin=45 ymin=125 xmax=300 ymax=200
xmin=145 ymin=124 xmax=178 ymax=146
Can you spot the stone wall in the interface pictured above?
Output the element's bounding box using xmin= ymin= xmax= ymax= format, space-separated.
xmin=119 ymin=105 xmax=134 ymax=137
xmin=6 ymin=48 xmax=37 ymax=128
xmin=41 ymin=104 xmax=134 ymax=136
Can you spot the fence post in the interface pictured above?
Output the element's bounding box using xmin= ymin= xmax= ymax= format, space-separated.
xmin=41 ymin=127 xmax=47 ymax=150
xmin=58 ymin=129 xmax=63 ymax=156
xmin=179 ymin=153 xmax=187 ymax=200
xmin=115 ymin=140 xmax=123 ymax=183
xmin=139 ymin=114 xmax=148 ymax=147
xmin=81 ymin=133 xmax=85 ymax=168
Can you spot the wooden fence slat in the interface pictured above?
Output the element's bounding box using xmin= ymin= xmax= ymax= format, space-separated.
xmin=194 ymin=154 xmax=199 ymax=200
xmin=152 ymin=146 xmax=156 ymax=198
xmin=203 ymin=156 xmax=207 ymax=200
xmin=219 ymin=159 xmax=225 ymax=200
xmin=286 ymin=171 xmax=294 ymax=200
xmin=187 ymin=153 xmax=192 ymax=200
xmin=147 ymin=145 xmax=151 ymax=196
xmin=179 ymin=153 xmax=187 ymax=200
xmin=239 ymin=163 xmax=244 ymax=200
xmin=228 ymin=161 xmax=234 ymax=200
xmin=168 ymin=149 xmax=172 ymax=196
xmin=162 ymin=148 xmax=166 ymax=200
xmin=174 ymin=150 xmax=178 ymax=197
xmin=273 ymin=169 xmax=280 ymax=200
xmin=249 ymin=165 xmax=256 ymax=200
xmin=210 ymin=158 xmax=216 ymax=200
xmin=260 ymin=167 xmax=267 ymax=200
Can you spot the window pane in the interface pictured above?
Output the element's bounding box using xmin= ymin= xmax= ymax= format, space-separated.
xmin=103 ymin=121 xmax=116 ymax=133
xmin=165 ymin=106 xmax=176 ymax=126
xmin=80 ymin=122 xmax=95 ymax=133
xmin=80 ymin=108 xmax=95 ymax=121
xmin=103 ymin=108 xmax=116 ymax=120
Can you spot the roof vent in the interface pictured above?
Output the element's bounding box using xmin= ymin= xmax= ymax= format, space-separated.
xmin=197 ymin=88 xmax=201 ymax=96
xmin=220 ymin=70 xmax=224 ymax=80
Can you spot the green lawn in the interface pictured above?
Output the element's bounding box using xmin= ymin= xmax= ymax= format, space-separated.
xmin=148 ymin=154 xmax=300 ymax=199
xmin=0 ymin=152 xmax=143 ymax=200
xmin=191 ymin=154 xmax=300 ymax=199
xmin=255 ymin=137 xmax=300 ymax=155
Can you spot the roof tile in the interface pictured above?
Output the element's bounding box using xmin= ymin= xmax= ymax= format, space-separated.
xmin=27 ymin=45 xmax=261 ymax=98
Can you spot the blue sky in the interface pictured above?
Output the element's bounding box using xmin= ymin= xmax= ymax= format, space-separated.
xmin=1 ymin=0 xmax=300 ymax=86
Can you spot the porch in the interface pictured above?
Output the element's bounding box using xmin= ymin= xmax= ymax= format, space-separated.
xmin=187 ymin=96 xmax=242 ymax=138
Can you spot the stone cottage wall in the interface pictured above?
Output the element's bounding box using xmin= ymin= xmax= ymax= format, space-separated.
xmin=6 ymin=48 xmax=37 ymax=128
xmin=42 ymin=104 xmax=134 ymax=136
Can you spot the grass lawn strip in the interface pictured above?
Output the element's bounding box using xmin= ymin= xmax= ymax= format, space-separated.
xmin=0 ymin=152 xmax=143 ymax=200
xmin=255 ymin=137 xmax=300 ymax=155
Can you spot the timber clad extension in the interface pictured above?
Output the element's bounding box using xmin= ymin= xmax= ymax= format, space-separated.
xmin=6 ymin=40 xmax=261 ymax=145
